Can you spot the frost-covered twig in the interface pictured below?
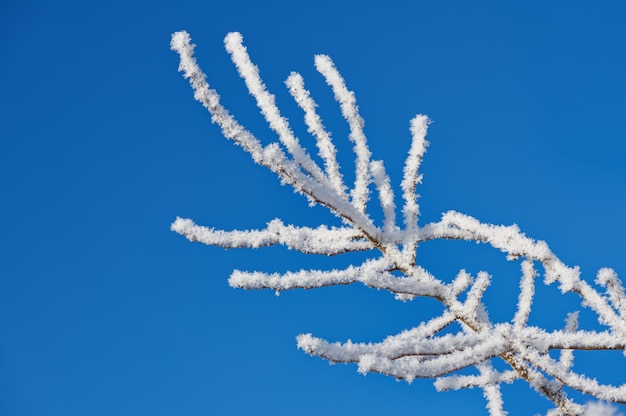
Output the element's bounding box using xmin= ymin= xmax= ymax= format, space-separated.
xmin=435 ymin=369 xmax=519 ymax=392
xmin=171 ymin=217 xmax=372 ymax=255
xmin=285 ymin=71 xmax=346 ymax=197
xmin=170 ymin=31 xmax=626 ymax=416
xmin=401 ymin=114 xmax=429 ymax=265
xmin=314 ymin=54 xmax=371 ymax=214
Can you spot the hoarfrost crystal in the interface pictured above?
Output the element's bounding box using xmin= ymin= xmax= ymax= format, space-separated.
xmin=170 ymin=31 xmax=626 ymax=416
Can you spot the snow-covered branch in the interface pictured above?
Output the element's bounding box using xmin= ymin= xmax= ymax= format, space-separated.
xmin=170 ymin=31 xmax=626 ymax=416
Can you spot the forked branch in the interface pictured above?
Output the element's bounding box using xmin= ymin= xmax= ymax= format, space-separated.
xmin=170 ymin=31 xmax=626 ymax=416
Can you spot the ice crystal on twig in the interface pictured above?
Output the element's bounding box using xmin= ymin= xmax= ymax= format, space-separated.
xmin=170 ymin=31 xmax=626 ymax=415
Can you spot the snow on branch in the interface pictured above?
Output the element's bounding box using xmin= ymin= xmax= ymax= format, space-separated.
xmin=170 ymin=31 xmax=626 ymax=416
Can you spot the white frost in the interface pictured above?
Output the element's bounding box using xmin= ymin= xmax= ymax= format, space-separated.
xmin=171 ymin=31 xmax=626 ymax=415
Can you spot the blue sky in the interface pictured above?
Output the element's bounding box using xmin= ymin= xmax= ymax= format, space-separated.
xmin=2 ymin=1 xmax=626 ymax=415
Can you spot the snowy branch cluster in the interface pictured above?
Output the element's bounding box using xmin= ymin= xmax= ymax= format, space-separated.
xmin=170 ymin=31 xmax=626 ymax=416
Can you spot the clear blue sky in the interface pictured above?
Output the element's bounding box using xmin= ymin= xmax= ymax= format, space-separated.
xmin=2 ymin=1 xmax=626 ymax=415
